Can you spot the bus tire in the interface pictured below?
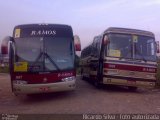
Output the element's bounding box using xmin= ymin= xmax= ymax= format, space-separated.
xmin=128 ymin=86 xmax=137 ymax=91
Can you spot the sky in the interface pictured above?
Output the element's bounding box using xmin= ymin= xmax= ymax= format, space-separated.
xmin=0 ymin=0 xmax=160 ymax=50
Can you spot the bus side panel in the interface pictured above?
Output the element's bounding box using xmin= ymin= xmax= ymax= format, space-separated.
xmin=81 ymin=56 xmax=91 ymax=78
xmin=102 ymin=61 xmax=156 ymax=88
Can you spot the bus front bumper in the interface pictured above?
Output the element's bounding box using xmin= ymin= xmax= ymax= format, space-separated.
xmin=12 ymin=80 xmax=76 ymax=94
xmin=103 ymin=77 xmax=156 ymax=88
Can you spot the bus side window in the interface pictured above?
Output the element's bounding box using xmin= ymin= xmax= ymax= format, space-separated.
xmin=91 ymin=44 xmax=95 ymax=57
xmin=95 ymin=39 xmax=101 ymax=57
xmin=81 ymin=45 xmax=92 ymax=58
xmin=81 ymin=51 xmax=84 ymax=58
xmin=92 ymin=40 xmax=98 ymax=57
xmin=97 ymin=40 xmax=101 ymax=56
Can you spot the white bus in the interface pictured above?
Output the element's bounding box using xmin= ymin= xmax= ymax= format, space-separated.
xmin=81 ymin=27 xmax=158 ymax=90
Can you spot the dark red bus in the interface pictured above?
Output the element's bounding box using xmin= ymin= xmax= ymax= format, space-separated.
xmin=1 ymin=24 xmax=81 ymax=95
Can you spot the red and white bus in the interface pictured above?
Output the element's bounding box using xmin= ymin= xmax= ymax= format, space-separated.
xmin=81 ymin=27 xmax=158 ymax=90
xmin=1 ymin=24 xmax=81 ymax=95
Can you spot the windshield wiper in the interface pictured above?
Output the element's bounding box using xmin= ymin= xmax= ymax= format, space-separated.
xmin=31 ymin=51 xmax=60 ymax=71
xmin=30 ymin=51 xmax=43 ymax=70
xmin=45 ymin=52 xmax=60 ymax=70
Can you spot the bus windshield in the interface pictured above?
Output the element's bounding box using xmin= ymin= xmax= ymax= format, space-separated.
xmin=15 ymin=37 xmax=74 ymax=72
xmin=106 ymin=33 xmax=156 ymax=62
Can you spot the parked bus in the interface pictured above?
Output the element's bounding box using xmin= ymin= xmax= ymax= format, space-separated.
xmin=81 ymin=27 xmax=158 ymax=90
xmin=1 ymin=24 xmax=81 ymax=95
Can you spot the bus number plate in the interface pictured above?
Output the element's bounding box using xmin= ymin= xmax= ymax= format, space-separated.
xmin=39 ymin=87 xmax=49 ymax=92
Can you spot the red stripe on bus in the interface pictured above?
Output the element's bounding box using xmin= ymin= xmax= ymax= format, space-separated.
xmin=104 ymin=63 xmax=156 ymax=73
xmin=12 ymin=70 xmax=76 ymax=84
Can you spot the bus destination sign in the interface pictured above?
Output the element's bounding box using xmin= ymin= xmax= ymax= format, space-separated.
xmin=14 ymin=27 xmax=72 ymax=38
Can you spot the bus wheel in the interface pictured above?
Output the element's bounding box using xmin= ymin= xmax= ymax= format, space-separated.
xmin=128 ymin=86 xmax=137 ymax=91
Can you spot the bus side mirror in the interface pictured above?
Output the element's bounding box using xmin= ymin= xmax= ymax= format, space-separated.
xmin=103 ymin=35 xmax=110 ymax=45
xmin=74 ymin=35 xmax=81 ymax=51
xmin=156 ymin=41 xmax=160 ymax=53
xmin=75 ymin=43 xmax=81 ymax=51
xmin=1 ymin=36 xmax=13 ymax=54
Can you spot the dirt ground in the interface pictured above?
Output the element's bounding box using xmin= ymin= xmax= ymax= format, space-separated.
xmin=0 ymin=73 xmax=160 ymax=114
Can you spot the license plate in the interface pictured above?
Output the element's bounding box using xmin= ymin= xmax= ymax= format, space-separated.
xmin=39 ymin=87 xmax=49 ymax=92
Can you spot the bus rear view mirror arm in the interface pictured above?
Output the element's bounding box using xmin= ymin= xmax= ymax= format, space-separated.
xmin=103 ymin=35 xmax=110 ymax=45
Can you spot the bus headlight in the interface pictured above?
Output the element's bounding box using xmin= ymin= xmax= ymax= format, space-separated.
xmin=13 ymin=80 xmax=27 ymax=85
xmin=61 ymin=76 xmax=76 ymax=82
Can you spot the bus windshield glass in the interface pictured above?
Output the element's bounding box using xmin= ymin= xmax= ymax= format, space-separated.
xmin=106 ymin=33 xmax=156 ymax=62
xmin=15 ymin=37 xmax=74 ymax=72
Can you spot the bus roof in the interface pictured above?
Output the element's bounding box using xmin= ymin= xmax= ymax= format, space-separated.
xmin=14 ymin=23 xmax=72 ymax=29
xmin=104 ymin=27 xmax=154 ymax=37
